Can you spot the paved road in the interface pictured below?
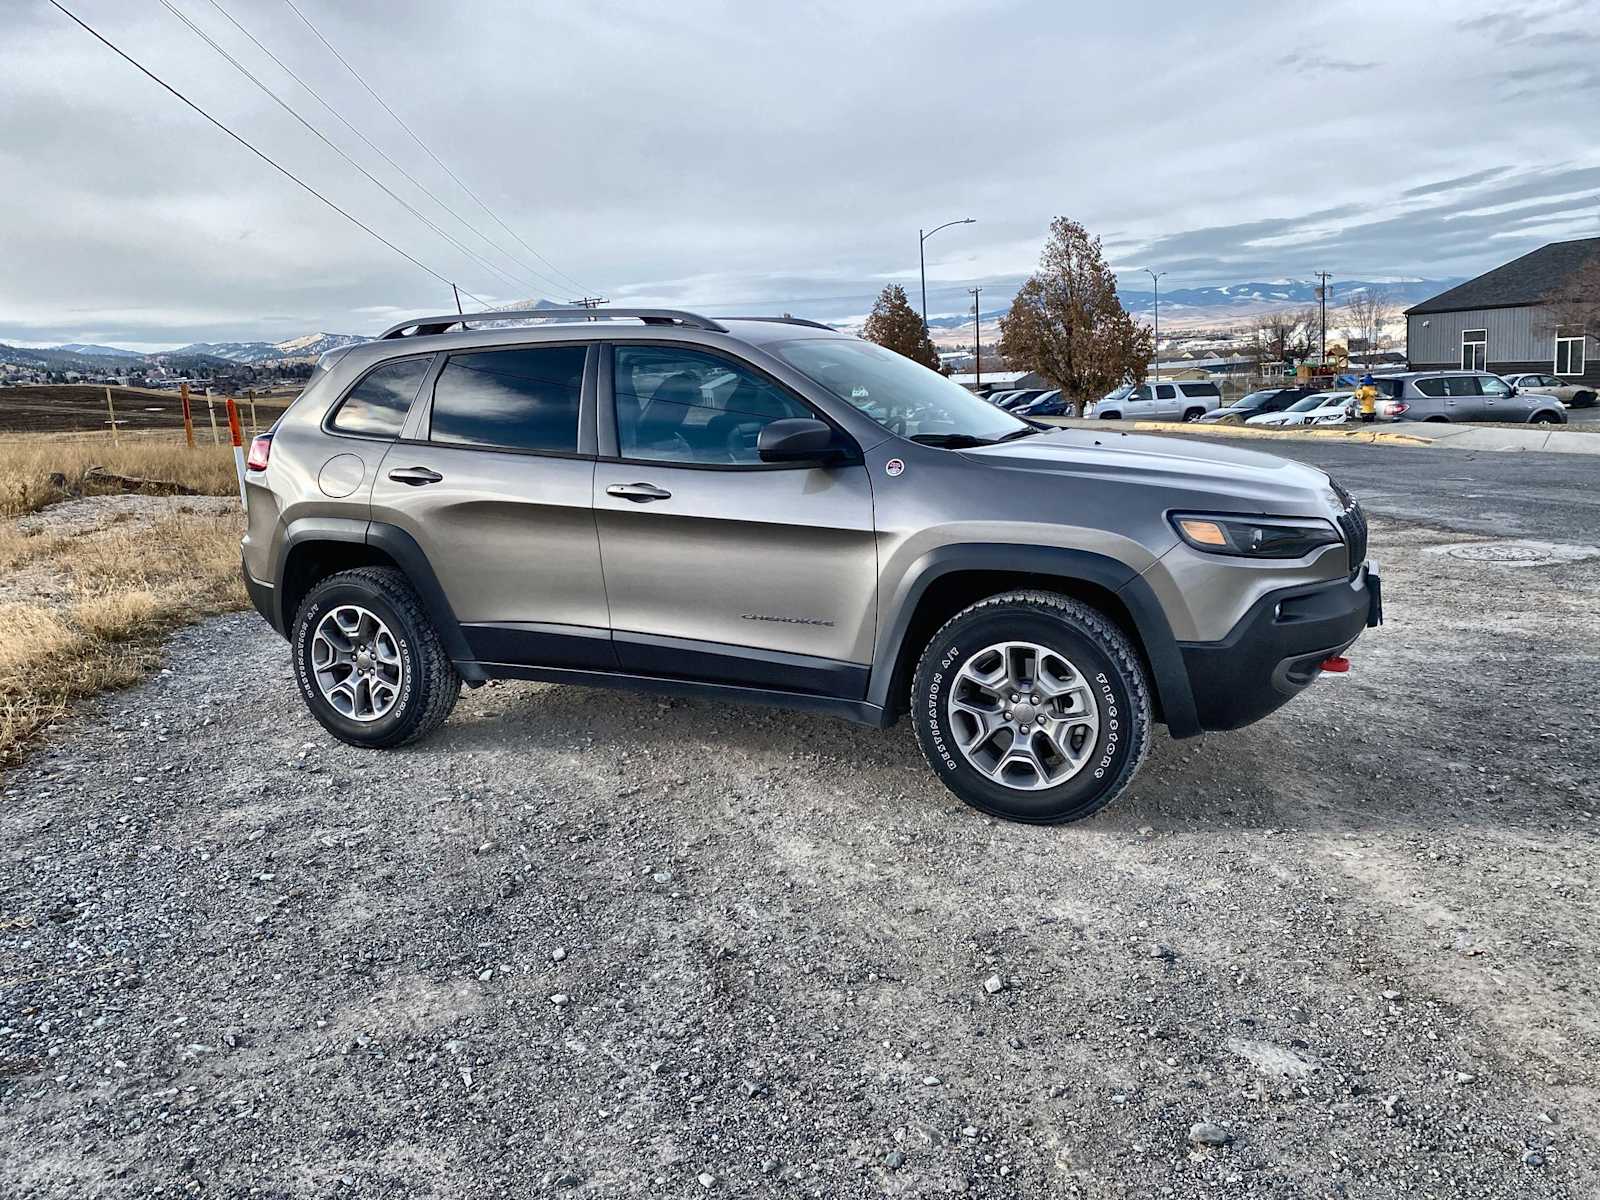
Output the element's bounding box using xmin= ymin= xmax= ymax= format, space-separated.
xmin=1201 ymin=438 xmax=1600 ymax=542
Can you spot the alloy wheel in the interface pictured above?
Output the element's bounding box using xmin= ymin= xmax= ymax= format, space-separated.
xmin=947 ymin=641 xmax=1100 ymax=790
xmin=310 ymin=605 xmax=403 ymax=722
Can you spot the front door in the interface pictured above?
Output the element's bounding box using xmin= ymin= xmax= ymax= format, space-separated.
xmin=593 ymin=343 xmax=878 ymax=697
xmin=369 ymin=341 xmax=614 ymax=669
xmin=1123 ymin=384 xmax=1157 ymax=418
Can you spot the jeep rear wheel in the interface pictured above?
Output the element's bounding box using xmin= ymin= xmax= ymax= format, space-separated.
xmin=291 ymin=566 xmax=459 ymax=749
xmin=910 ymin=592 xmax=1150 ymax=824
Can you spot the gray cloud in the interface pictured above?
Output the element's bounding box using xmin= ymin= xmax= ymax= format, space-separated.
xmin=1 ymin=0 xmax=1596 ymax=345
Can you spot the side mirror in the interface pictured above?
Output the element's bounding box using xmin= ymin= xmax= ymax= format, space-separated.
xmin=1507 ymin=385 xmax=1518 ymax=396
xmin=757 ymin=417 xmax=843 ymax=464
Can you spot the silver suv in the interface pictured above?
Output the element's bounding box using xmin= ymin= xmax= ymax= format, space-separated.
xmin=242 ymin=308 xmax=1381 ymax=824
xmin=1094 ymin=379 xmax=1222 ymax=422
xmin=1376 ymin=370 xmax=1568 ymax=423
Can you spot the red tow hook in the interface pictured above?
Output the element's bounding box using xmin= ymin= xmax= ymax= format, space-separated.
xmin=1319 ymin=655 xmax=1351 ymax=674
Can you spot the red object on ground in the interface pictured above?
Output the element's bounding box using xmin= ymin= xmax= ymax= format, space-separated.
xmin=1319 ymin=655 xmax=1351 ymax=673
xmin=225 ymin=397 xmax=243 ymax=447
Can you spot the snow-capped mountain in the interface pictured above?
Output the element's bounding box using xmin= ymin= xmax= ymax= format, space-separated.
xmin=54 ymin=343 xmax=144 ymax=359
xmin=166 ymin=332 xmax=370 ymax=364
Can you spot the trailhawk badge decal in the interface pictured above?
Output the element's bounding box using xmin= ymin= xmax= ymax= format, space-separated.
xmin=884 ymin=458 xmax=905 ymax=477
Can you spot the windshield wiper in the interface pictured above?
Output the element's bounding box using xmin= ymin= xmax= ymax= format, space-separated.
xmin=995 ymin=426 xmax=1043 ymax=442
xmin=909 ymin=433 xmax=996 ymax=448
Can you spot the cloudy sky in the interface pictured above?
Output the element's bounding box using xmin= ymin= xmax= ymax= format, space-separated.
xmin=3 ymin=0 xmax=1598 ymax=349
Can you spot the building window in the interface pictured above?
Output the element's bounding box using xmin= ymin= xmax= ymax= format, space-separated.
xmin=1555 ymin=330 xmax=1586 ymax=377
xmin=1460 ymin=329 xmax=1487 ymax=372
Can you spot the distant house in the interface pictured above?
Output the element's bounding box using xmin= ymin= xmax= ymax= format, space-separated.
xmin=1406 ymin=237 xmax=1598 ymax=387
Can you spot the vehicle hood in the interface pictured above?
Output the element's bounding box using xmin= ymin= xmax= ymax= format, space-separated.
xmin=958 ymin=427 xmax=1340 ymax=516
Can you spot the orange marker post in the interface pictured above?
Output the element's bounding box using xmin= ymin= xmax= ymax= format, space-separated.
xmin=225 ymin=397 xmax=247 ymax=507
xmin=180 ymin=381 xmax=196 ymax=449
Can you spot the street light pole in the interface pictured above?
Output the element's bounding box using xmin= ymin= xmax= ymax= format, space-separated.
xmin=1144 ymin=268 xmax=1166 ymax=383
xmin=919 ymin=217 xmax=976 ymax=329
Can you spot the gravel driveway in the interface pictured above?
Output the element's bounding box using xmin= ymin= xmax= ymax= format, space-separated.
xmin=3 ymin=513 xmax=1597 ymax=1198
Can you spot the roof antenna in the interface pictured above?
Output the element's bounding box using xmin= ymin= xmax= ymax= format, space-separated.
xmin=451 ymin=283 xmax=463 ymax=315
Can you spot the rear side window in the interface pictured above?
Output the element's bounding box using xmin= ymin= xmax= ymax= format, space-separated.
xmin=1155 ymin=385 xmax=1176 ymax=399
xmin=429 ymin=345 xmax=586 ymax=453
xmin=330 ymin=358 xmax=430 ymax=437
xmin=1444 ymin=376 xmax=1481 ymax=397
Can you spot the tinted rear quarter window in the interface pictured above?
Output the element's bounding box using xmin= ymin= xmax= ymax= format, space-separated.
xmin=429 ymin=345 xmax=587 ymax=453
xmin=1413 ymin=378 xmax=1448 ymax=397
xmin=1181 ymin=382 xmax=1221 ymax=397
xmin=330 ymin=357 xmax=431 ymax=438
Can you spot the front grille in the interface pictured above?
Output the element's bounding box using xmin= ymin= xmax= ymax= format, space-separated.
xmin=1329 ymin=478 xmax=1367 ymax=575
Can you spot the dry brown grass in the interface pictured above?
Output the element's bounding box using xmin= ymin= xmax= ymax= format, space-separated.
xmin=0 ymin=433 xmax=242 ymax=518
xmin=0 ymin=458 xmax=248 ymax=763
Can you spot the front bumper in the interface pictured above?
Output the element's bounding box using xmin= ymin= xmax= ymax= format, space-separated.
xmin=1177 ymin=563 xmax=1380 ymax=732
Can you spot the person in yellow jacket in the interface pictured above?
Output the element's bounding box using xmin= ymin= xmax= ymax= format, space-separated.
xmin=1355 ymin=374 xmax=1379 ymax=423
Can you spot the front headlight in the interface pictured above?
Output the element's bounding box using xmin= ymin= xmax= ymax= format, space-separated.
xmin=1170 ymin=513 xmax=1341 ymax=558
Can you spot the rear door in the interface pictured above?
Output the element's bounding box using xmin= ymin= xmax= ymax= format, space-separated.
xmin=368 ymin=340 xmax=614 ymax=669
xmin=1445 ymin=374 xmax=1487 ymax=420
xmin=592 ymin=343 xmax=878 ymax=697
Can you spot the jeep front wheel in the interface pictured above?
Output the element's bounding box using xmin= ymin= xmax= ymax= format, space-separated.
xmin=291 ymin=566 xmax=460 ymax=749
xmin=910 ymin=591 xmax=1150 ymax=824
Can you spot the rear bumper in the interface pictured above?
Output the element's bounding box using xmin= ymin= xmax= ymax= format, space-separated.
xmin=241 ymin=554 xmax=283 ymax=636
xmin=1178 ymin=564 xmax=1378 ymax=732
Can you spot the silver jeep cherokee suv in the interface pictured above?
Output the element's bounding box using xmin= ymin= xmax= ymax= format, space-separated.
xmin=242 ymin=308 xmax=1382 ymax=824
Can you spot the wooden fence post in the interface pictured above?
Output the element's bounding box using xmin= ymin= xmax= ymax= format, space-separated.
xmin=104 ymin=386 xmax=118 ymax=446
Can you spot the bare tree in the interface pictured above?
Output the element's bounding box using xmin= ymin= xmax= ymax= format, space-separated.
xmin=1540 ymin=251 xmax=1600 ymax=367
xmin=1342 ymin=287 xmax=1395 ymax=362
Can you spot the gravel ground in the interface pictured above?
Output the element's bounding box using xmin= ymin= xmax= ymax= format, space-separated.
xmin=2 ymin=511 xmax=1597 ymax=1198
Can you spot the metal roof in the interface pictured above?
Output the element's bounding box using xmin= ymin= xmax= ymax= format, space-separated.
xmin=1406 ymin=237 xmax=1600 ymax=316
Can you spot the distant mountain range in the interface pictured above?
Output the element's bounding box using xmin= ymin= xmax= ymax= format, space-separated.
xmin=0 ymin=332 xmax=372 ymax=373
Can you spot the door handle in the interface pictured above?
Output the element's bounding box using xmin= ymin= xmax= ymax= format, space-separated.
xmin=606 ymin=482 xmax=672 ymax=503
xmin=388 ymin=466 xmax=443 ymax=486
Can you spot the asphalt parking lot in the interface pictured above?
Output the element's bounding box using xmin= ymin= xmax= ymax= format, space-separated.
xmin=2 ymin=441 xmax=1598 ymax=1198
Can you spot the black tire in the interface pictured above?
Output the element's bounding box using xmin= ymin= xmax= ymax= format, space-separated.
xmin=291 ymin=566 xmax=459 ymax=749
xmin=1098 ymin=412 xmax=1121 ymax=420
xmin=1183 ymin=407 xmax=1206 ymax=422
xmin=1530 ymin=411 xmax=1559 ymax=425
xmin=1574 ymin=391 xmax=1596 ymax=409
xmin=910 ymin=591 xmax=1151 ymax=824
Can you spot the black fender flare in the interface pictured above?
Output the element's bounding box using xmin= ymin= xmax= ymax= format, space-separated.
xmin=275 ymin=518 xmax=484 ymax=683
xmin=869 ymin=543 xmax=1200 ymax=738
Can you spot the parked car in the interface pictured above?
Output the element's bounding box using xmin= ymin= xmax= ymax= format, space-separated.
xmin=1095 ymin=379 xmax=1222 ymax=421
xmin=1246 ymin=391 xmax=1354 ymax=427
xmin=241 ymin=305 xmax=1379 ymax=825
xmin=1015 ymin=389 xmax=1069 ymax=416
xmin=1194 ymin=387 xmax=1318 ymax=425
xmin=994 ymin=388 xmax=1050 ymax=410
xmin=1500 ymin=372 xmax=1596 ymax=409
xmin=1373 ymin=371 xmax=1567 ymax=423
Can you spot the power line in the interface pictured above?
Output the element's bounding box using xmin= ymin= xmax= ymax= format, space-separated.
xmin=282 ymin=0 xmax=595 ymax=298
xmin=200 ymin=0 xmax=577 ymax=299
xmin=44 ymin=0 xmax=486 ymax=306
xmin=159 ymin=0 xmax=541 ymax=298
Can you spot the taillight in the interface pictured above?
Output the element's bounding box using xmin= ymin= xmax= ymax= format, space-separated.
xmin=246 ymin=433 xmax=272 ymax=471
xmin=1390 ymin=402 xmax=1409 ymax=416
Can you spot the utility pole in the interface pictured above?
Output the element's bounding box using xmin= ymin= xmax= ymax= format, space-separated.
xmin=1315 ymin=271 xmax=1332 ymax=367
xmin=968 ymin=286 xmax=982 ymax=388
xmin=1145 ymin=268 xmax=1167 ymax=383
xmin=569 ymin=296 xmax=608 ymax=320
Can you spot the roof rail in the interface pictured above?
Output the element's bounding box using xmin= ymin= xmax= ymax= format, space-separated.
xmin=378 ymin=307 xmax=729 ymax=340
xmin=718 ymin=315 xmax=837 ymax=331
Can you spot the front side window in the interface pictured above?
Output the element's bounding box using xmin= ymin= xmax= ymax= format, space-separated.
xmin=1556 ymin=334 xmax=1586 ymax=376
xmin=429 ymin=345 xmax=586 ymax=453
xmin=330 ymin=357 xmax=430 ymax=438
xmin=613 ymin=345 xmax=814 ymax=465
xmin=772 ymin=338 xmax=1032 ymax=446
xmin=1479 ymin=376 xmax=1511 ymax=397
xmin=1461 ymin=329 xmax=1487 ymax=372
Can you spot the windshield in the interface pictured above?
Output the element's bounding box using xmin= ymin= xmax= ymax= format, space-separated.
xmin=773 ymin=338 xmax=1033 ymax=445
xmin=1286 ymin=394 xmax=1327 ymax=412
